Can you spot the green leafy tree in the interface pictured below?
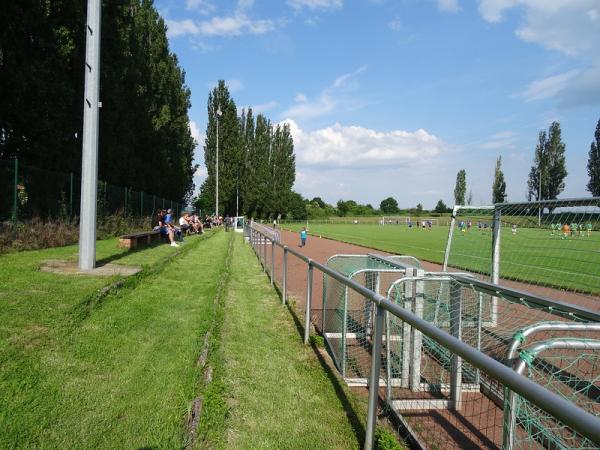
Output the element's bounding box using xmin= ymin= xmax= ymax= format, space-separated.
xmin=434 ymin=199 xmax=448 ymax=213
xmin=454 ymin=169 xmax=466 ymax=205
xmin=528 ymin=122 xmax=567 ymax=201
xmin=267 ymin=123 xmax=295 ymax=218
xmin=380 ymin=197 xmax=399 ymax=214
xmin=492 ymin=156 xmax=507 ymax=203
xmin=587 ymin=119 xmax=600 ymax=196
xmin=201 ymin=80 xmax=242 ymax=216
xmin=416 ymin=203 xmax=423 ymax=216
xmin=287 ymin=191 xmax=307 ymax=220
xmin=1 ymin=0 xmax=195 ymax=215
xmin=311 ymin=197 xmax=327 ymax=208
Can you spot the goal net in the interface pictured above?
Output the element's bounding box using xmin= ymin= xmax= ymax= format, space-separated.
xmin=443 ymin=198 xmax=600 ymax=307
xmin=380 ymin=216 xmax=440 ymax=227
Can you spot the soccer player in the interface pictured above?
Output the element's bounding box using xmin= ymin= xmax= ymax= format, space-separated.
xmin=587 ymin=222 xmax=593 ymax=237
xmin=562 ymin=223 xmax=570 ymax=240
xmin=550 ymin=223 xmax=555 ymax=236
xmin=511 ymin=224 xmax=517 ymax=235
xmin=571 ymin=222 xmax=577 ymax=237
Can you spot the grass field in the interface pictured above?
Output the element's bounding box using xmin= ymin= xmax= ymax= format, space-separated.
xmin=0 ymin=231 xmax=226 ymax=448
xmin=1 ymin=231 xmax=382 ymax=449
xmin=284 ymin=223 xmax=600 ymax=295
xmin=200 ymin=234 xmax=368 ymax=449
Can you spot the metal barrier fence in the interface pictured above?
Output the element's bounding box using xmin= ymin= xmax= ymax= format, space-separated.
xmin=0 ymin=157 xmax=183 ymax=225
xmin=246 ymin=221 xmax=600 ymax=450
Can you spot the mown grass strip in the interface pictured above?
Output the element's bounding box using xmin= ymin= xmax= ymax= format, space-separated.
xmin=0 ymin=230 xmax=228 ymax=449
xmin=199 ymin=234 xmax=366 ymax=449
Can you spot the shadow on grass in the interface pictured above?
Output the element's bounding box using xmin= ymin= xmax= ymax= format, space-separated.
xmin=280 ymin=294 xmax=366 ymax=446
xmin=95 ymin=238 xmax=168 ymax=266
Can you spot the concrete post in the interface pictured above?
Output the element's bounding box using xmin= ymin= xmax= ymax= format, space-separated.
xmin=78 ymin=0 xmax=101 ymax=271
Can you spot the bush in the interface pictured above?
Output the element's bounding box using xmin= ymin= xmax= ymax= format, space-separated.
xmin=375 ymin=426 xmax=404 ymax=450
xmin=0 ymin=214 xmax=151 ymax=254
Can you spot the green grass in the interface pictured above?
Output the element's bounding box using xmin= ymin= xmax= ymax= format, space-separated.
xmin=284 ymin=223 xmax=600 ymax=295
xmin=0 ymin=230 xmax=229 ymax=448
xmin=200 ymin=234 xmax=368 ymax=449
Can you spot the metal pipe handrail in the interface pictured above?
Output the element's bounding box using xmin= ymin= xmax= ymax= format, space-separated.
xmin=248 ymin=228 xmax=600 ymax=447
xmin=451 ymin=274 xmax=600 ymax=322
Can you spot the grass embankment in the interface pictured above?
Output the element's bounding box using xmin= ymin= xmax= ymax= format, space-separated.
xmin=284 ymin=223 xmax=600 ymax=295
xmin=200 ymin=234 xmax=366 ymax=449
xmin=0 ymin=230 xmax=228 ymax=448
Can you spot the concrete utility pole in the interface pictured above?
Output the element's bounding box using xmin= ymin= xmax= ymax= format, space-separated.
xmin=78 ymin=0 xmax=102 ymax=270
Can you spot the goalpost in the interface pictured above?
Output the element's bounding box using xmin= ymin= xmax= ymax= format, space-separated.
xmin=380 ymin=216 xmax=440 ymax=227
xmin=443 ymin=198 xmax=600 ymax=302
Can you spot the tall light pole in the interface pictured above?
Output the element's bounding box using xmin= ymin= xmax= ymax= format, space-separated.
xmin=215 ymin=106 xmax=222 ymax=217
xmin=538 ymin=145 xmax=543 ymax=226
xmin=79 ymin=0 xmax=101 ymax=270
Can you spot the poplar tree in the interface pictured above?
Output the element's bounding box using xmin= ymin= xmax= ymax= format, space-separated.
xmin=492 ymin=156 xmax=507 ymax=203
xmin=528 ymin=122 xmax=567 ymax=201
xmin=454 ymin=169 xmax=466 ymax=205
xmin=201 ymin=81 xmax=242 ymax=216
xmin=268 ymin=123 xmax=295 ymax=218
xmin=587 ymin=119 xmax=600 ymax=196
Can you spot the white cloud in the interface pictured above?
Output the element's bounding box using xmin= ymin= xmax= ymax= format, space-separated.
xmin=478 ymin=0 xmax=600 ymax=58
xmin=251 ymin=100 xmax=278 ymax=113
xmin=521 ymin=69 xmax=580 ymax=102
xmin=481 ymin=130 xmax=518 ymax=149
xmin=189 ymin=121 xmax=203 ymax=146
xmin=287 ymin=0 xmax=343 ymax=10
xmin=437 ymin=0 xmax=460 ymax=13
xmin=281 ymin=119 xmax=446 ymax=168
xmin=186 ymin=0 xmax=215 ymax=14
xmin=281 ymin=66 xmax=367 ymax=121
xmin=207 ymin=78 xmax=245 ymax=93
xmin=166 ymin=19 xmax=200 ymax=38
xmin=388 ymin=17 xmax=402 ymax=32
xmin=295 ymin=92 xmax=308 ymax=102
xmin=165 ymin=0 xmax=282 ymax=39
xmin=199 ymin=13 xmax=276 ymax=36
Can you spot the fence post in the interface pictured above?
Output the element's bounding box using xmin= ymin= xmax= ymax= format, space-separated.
xmin=140 ymin=191 xmax=144 ymax=216
xmin=271 ymin=239 xmax=275 ymax=286
xmin=262 ymin=234 xmax=267 ymax=271
xmin=12 ymin=157 xmax=18 ymax=235
xmin=491 ymin=208 xmax=502 ymax=325
xmin=304 ymin=261 xmax=313 ymax=344
xmin=69 ymin=172 xmax=74 ymax=219
xmin=450 ymin=281 xmax=462 ymax=410
xmin=365 ymin=303 xmax=384 ymax=450
xmin=282 ymin=246 xmax=288 ymax=305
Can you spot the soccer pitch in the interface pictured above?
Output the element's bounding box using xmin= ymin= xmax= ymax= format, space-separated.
xmin=284 ymin=222 xmax=600 ymax=295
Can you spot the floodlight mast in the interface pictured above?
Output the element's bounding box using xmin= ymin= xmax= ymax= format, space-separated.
xmin=78 ymin=0 xmax=101 ymax=271
xmin=215 ymin=106 xmax=222 ymax=217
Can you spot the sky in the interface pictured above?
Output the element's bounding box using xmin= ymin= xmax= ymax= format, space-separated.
xmin=156 ymin=0 xmax=600 ymax=209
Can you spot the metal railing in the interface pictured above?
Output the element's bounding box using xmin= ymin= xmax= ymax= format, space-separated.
xmin=246 ymin=222 xmax=600 ymax=450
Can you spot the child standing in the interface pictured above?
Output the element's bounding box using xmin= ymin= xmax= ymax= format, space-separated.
xmin=299 ymin=227 xmax=307 ymax=247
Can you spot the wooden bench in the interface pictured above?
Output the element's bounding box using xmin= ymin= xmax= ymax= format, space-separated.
xmin=119 ymin=230 xmax=161 ymax=249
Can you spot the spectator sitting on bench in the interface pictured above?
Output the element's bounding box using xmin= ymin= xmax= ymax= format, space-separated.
xmin=191 ymin=213 xmax=203 ymax=234
xmin=164 ymin=208 xmax=183 ymax=242
xmin=155 ymin=209 xmax=178 ymax=247
xmin=179 ymin=212 xmax=192 ymax=235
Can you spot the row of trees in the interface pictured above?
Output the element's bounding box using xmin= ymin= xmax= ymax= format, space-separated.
xmin=1 ymin=0 xmax=195 ymax=207
xmin=452 ymin=119 xmax=600 ymax=206
xmin=194 ymin=81 xmax=296 ymax=219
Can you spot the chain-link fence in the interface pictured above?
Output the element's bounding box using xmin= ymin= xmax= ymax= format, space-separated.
xmin=1 ymin=158 xmax=183 ymax=225
xmin=247 ymin=221 xmax=600 ymax=450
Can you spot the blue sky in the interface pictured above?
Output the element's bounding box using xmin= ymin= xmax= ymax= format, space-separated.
xmin=156 ymin=0 xmax=600 ymax=209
